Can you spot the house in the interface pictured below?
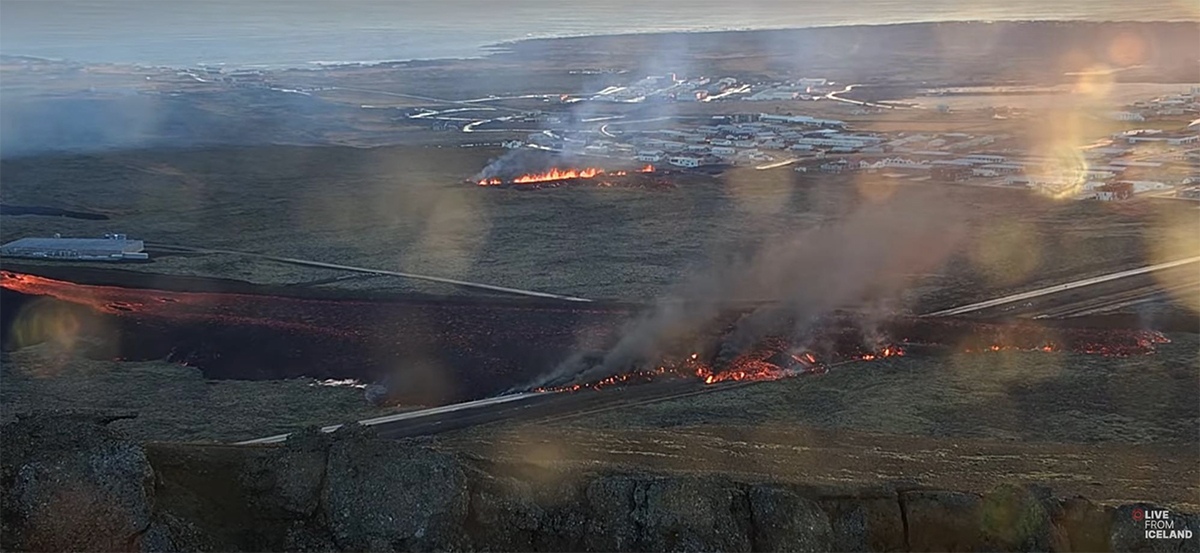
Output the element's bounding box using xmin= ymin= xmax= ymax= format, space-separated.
xmin=1109 ymin=111 xmax=1146 ymax=122
xmin=1176 ymin=186 xmax=1200 ymax=199
xmin=931 ymin=165 xmax=973 ymax=181
xmin=636 ymin=150 xmax=665 ymax=162
xmin=964 ymin=154 xmax=1006 ymax=164
xmin=669 ymin=155 xmax=702 ymax=168
xmin=819 ymin=159 xmax=851 ymax=173
xmin=1095 ymin=182 xmax=1134 ymax=201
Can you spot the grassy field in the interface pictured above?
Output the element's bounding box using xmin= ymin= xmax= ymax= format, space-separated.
xmin=3 ymin=144 xmax=1196 ymax=310
xmin=0 ymin=342 xmax=401 ymax=443
xmin=575 ymin=334 xmax=1200 ymax=445
xmin=442 ymin=334 xmax=1200 ymax=509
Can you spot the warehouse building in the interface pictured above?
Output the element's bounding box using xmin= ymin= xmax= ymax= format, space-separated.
xmin=0 ymin=234 xmax=148 ymax=262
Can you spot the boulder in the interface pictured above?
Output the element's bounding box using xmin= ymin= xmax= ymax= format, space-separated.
xmin=750 ymin=485 xmax=832 ymax=552
xmin=1 ymin=411 xmax=154 ymax=552
xmin=819 ymin=495 xmax=905 ymax=552
xmin=583 ymin=474 xmax=753 ymax=552
xmin=902 ymin=490 xmax=984 ymax=552
xmin=583 ymin=475 xmax=642 ymax=552
xmin=468 ymin=475 xmax=546 ymax=551
xmin=979 ymin=483 xmax=1054 ymax=551
xmin=320 ymin=427 xmax=469 ymax=551
xmin=238 ymin=426 xmax=329 ymax=519
xmin=637 ymin=476 xmax=753 ymax=552
xmin=1051 ymin=496 xmax=1113 ymax=552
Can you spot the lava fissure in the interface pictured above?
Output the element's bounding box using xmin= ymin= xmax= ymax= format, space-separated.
xmin=533 ymin=320 xmax=1171 ymax=393
xmin=477 ymin=165 xmax=654 ymax=186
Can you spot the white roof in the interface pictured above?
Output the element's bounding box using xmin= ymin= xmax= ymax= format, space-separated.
xmin=1 ymin=236 xmax=143 ymax=254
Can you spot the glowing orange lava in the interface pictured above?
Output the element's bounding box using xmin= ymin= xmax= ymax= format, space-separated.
xmin=477 ymin=165 xmax=654 ymax=186
xmin=535 ymin=344 xmax=906 ymax=393
xmin=0 ymin=271 xmax=350 ymax=336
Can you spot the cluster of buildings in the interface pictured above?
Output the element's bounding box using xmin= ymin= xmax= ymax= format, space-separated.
xmin=503 ymin=84 xmax=1200 ymax=202
xmin=1111 ymin=87 xmax=1200 ymax=121
xmin=625 ymin=113 xmax=854 ymax=167
xmin=579 ymin=75 xmax=833 ymax=104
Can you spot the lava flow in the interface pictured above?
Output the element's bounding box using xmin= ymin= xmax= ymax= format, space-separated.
xmin=534 ymin=319 xmax=1173 ymax=394
xmin=535 ymin=343 xmax=907 ymax=393
xmin=477 ymin=165 xmax=653 ymax=186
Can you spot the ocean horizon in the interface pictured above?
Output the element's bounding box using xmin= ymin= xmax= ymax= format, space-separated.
xmin=2 ymin=0 xmax=1197 ymax=69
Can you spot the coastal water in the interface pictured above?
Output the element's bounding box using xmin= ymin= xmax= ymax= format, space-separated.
xmin=2 ymin=0 xmax=1196 ymax=68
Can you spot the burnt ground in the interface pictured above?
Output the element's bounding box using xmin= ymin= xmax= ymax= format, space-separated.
xmin=2 ymin=265 xmax=1196 ymax=512
xmin=2 ymin=264 xmax=1195 ymax=403
xmin=0 ymin=272 xmax=632 ymax=405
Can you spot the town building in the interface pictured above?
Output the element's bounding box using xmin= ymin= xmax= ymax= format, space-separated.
xmin=636 ymin=150 xmax=665 ymax=162
xmin=668 ymin=155 xmax=703 ymax=168
xmin=1095 ymin=182 xmax=1134 ymax=201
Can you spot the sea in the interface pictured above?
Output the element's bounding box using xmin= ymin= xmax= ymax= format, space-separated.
xmin=1 ymin=0 xmax=1196 ymax=69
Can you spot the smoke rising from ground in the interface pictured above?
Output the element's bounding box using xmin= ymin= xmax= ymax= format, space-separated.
xmin=527 ymin=189 xmax=966 ymax=389
xmin=475 ymin=149 xmax=587 ymax=181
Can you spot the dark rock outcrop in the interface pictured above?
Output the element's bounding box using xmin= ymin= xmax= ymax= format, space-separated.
xmin=4 ymin=414 xmax=1198 ymax=552
xmin=1111 ymin=503 xmax=1200 ymax=553
xmin=320 ymin=427 xmax=469 ymax=552
xmin=637 ymin=477 xmax=753 ymax=552
xmin=819 ymin=493 xmax=906 ymax=552
xmin=979 ymin=484 xmax=1055 ymax=552
xmin=750 ymin=485 xmax=831 ymax=552
xmin=902 ymin=490 xmax=984 ymax=551
xmin=1 ymin=411 xmax=154 ymax=552
xmin=1051 ymin=496 xmax=1114 ymax=553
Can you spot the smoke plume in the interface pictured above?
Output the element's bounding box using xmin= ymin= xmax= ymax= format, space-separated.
xmin=527 ymin=189 xmax=966 ymax=389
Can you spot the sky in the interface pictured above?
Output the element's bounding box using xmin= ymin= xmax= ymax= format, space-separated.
xmin=2 ymin=0 xmax=1197 ymax=67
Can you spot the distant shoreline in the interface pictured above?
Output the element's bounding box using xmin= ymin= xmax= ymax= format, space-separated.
xmin=2 ymin=19 xmax=1197 ymax=72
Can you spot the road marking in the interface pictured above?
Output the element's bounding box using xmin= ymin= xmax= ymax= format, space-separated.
xmin=236 ymin=392 xmax=545 ymax=444
xmin=924 ymin=256 xmax=1200 ymax=317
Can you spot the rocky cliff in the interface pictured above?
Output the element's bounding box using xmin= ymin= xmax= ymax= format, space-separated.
xmin=2 ymin=412 xmax=1196 ymax=552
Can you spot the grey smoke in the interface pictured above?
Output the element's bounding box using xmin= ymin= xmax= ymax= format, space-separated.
xmin=527 ymin=189 xmax=966 ymax=389
xmin=475 ymin=149 xmax=589 ymax=181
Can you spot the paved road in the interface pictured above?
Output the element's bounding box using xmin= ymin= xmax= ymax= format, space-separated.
xmin=149 ymin=243 xmax=592 ymax=302
xmin=825 ymin=84 xmax=905 ymax=109
xmin=238 ymin=380 xmax=755 ymax=444
xmin=211 ymin=252 xmax=1198 ymax=445
xmin=331 ymin=86 xmax=526 ymax=113
xmin=924 ymin=256 xmax=1200 ymax=317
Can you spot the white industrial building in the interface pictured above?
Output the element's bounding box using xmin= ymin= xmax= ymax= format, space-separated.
xmin=1 ymin=234 xmax=148 ymax=262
